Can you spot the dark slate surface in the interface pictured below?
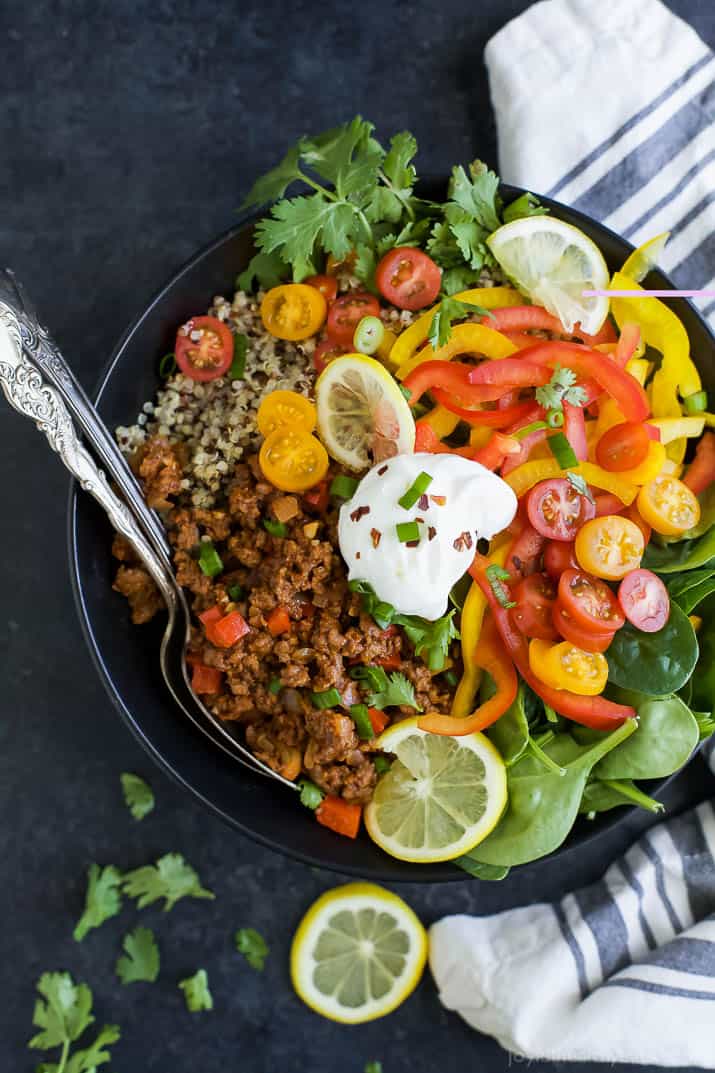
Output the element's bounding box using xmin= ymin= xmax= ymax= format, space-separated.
xmin=1 ymin=2 xmax=714 ymax=1070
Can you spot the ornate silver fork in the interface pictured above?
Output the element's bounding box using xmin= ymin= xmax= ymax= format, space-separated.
xmin=0 ymin=270 xmax=294 ymax=790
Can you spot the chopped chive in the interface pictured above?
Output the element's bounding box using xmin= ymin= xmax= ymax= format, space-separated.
xmin=228 ymin=583 xmax=244 ymax=601
xmin=268 ymin=677 xmax=282 ymax=695
xmin=514 ymin=420 xmax=547 ymax=440
xmin=548 ymin=431 xmax=578 ymax=469
xmin=547 ymin=409 xmax=565 ymax=428
xmin=298 ymin=778 xmax=324 ymax=810
xmin=330 ymin=475 xmax=359 ymax=499
xmin=373 ymin=756 xmax=391 ymax=775
xmin=159 ymin=351 xmax=176 ymax=378
xmin=684 ymin=389 xmax=707 ymax=414
xmin=396 ymin=521 xmax=420 ymax=544
xmin=485 ymin=563 xmax=515 ymax=609
xmin=350 ymin=703 xmax=375 ymax=741
xmin=198 ymin=541 xmax=223 ymax=578
xmin=443 ymin=669 xmax=459 ymax=688
xmin=263 ymin=518 xmax=287 ymax=538
xmin=228 ymin=333 xmax=248 ymax=380
xmin=398 ymin=471 xmax=433 ymax=510
xmin=399 ymin=385 xmax=412 ymax=401
xmin=310 ymin=687 xmax=342 ymax=710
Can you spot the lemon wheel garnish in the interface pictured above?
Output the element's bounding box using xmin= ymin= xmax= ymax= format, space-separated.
xmin=315 ymin=353 xmax=415 ymax=470
xmin=290 ymin=882 xmax=427 ymax=1023
xmin=364 ymin=718 xmax=507 ymax=863
xmin=487 ymin=216 xmax=610 ymax=335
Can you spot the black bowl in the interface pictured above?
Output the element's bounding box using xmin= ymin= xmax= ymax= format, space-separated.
xmin=68 ymin=181 xmax=715 ymax=881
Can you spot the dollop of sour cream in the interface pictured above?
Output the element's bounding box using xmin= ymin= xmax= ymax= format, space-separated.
xmin=338 ymin=453 xmax=518 ymax=620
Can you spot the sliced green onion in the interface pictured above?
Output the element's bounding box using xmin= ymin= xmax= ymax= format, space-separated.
xmin=353 ymin=315 xmax=385 ymax=355
xmin=398 ymin=471 xmax=433 ymax=510
xmin=228 ymin=333 xmax=248 ymax=380
xmin=548 ymin=431 xmax=578 ymax=469
xmin=268 ymin=677 xmax=282 ymax=695
xmin=350 ymin=703 xmax=375 ymax=741
xmin=443 ymin=669 xmax=459 ymax=688
xmin=515 ymin=420 xmax=548 ymax=441
xmin=373 ymin=756 xmax=392 ymax=775
xmin=330 ymin=475 xmax=359 ymax=500
xmin=298 ymin=778 xmax=324 ymax=810
xmin=311 ymin=687 xmax=342 ymax=710
xmin=396 ymin=521 xmax=420 ymax=544
xmin=263 ymin=518 xmax=287 ymax=538
xmin=547 ymin=409 xmax=565 ymax=429
xmin=198 ymin=541 xmax=223 ymax=578
xmin=399 ymin=385 xmax=412 ymax=401
xmin=684 ymin=389 xmax=708 ymax=414
xmin=159 ymin=351 xmax=176 ymax=378
xmin=228 ymin=583 xmax=244 ymax=601
xmin=485 ymin=563 xmax=515 ymax=609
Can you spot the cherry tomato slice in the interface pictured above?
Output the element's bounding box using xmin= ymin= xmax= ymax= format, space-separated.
xmin=618 ymin=569 xmax=670 ymax=633
xmin=375 ymin=247 xmax=442 ymax=311
xmin=256 ymin=390 xmax=316 ymax=437
xmin=529 ymin=638 xmax=608 ymax=696
xmin=557 ymin=568 xmax=625 ymax=631
xmin=596 ymin=421 xmax=650 ymax=472
xmin=543 ymin=540 xmax=578 ymax=582
xmin=261 ymin=284 xmax=327 ymax=341
xmin=327 ymin=292 xmax=381 ymax=345
xmin=258 ymin=428 xmax=329 ymax=492
xmin=637 ymin=475 xmax=701 ymax=536
xmin=526 ymin=478 xmax=596 ymax=542
xmin=305 ymin=274 xmax=338 ymax=304
xmin=175 ymin=315 xmax=233 ymax=382
xmin=510 ymin=573 xmax=559 ymax=640
xmin=313 ymin=339 xmax=348 ymax=374
xmin=574 ymin=515 xmax=644 ymax=580
xmin=552 ymin=605 xmax=615 ymax=652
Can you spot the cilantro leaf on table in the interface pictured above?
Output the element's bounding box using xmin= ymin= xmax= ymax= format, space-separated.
xmin=428 ymin=297 xmax=495 ymax=348
xmin=73 ymin=864 xmax=123 ymax=942
xmin=116 ymin=926 xmax=160 ymax=985
xmin=535 ymin=365 xmax=588 ymax=411
xmin=235 ymin=927 xmax=269 ymax=971
xmin=122 ymin=853 xmax=214 ymax=912
xmin=365 ymin=1063 xmax=384 ymax=1073
xmin=350 ymin=665 xmax=420 ymax=711
xmin=120 ymin=772 xmax=154 ymax=821
xmin=178 ymin=969 xmax=213 ymax=1013
xmin=28 ymin=972 xmax=120 ymax=1073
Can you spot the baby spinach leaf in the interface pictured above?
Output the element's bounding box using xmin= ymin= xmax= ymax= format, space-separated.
xmin=673 ymin=576 xmax=715 ymax=614
xmin=456 ymin=856 xmax=510 ymax=880
xmin=691 ymin=593 xmax=715 ymax=715
xmin=580 ymin=778 xmax=663 ymax=815
xmin=593 ymin=692 xmax=698 ymax=780
xmin=470 ymin=719 xmax=637 ymax=867
xmin=642 ymin=525 xmax=715 ymax=573
xmin=486 ymin=682 xmax=530 ymax=767
xmin=606 ymin=601 xmax=699 ymax=695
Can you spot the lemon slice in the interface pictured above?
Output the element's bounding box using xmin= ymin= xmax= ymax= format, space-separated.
xmin=487 ymin=217 xmax=610 ymax=335
xmin=621 ymin=231 xmax=670 ymax=283
xmin=290 ymin=882 xmax=427 ymax=1023
xmin=315 ymin=354 xmax=415 ymax=470
xmin=364 ymin=717 xmax=507 ymax=863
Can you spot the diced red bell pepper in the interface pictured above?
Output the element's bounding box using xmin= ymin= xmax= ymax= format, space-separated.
xmin=199 ymin=605 xmax=223 ymax=627
xmin=205 ymin=609 xmax=250 ymax=648
xmin=683 ymin=430 xmax=715 ymax=495
xmin=482 ymin=305 xmax=617 ymax=346
xmin=315 ymin=797 xmax=362 ymax=839
xmin=303 ymin=480 xmax=329 ymax=513
xmin=266 ymin=606 xmax=291 ymax=636
xmin=368 ymin=708 xmax=390 ymax=735
xmin=191 ymin=662 xmax=223 ymax=694
xmin=563 ymin=400 xmax=588 ymax=461
xmin=375 ymin=653 xmax=402 ymax=671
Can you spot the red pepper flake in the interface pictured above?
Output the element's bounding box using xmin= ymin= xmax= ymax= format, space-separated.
xmin=355 ymin=551 xmax=361 ymax=560
xmin=415 ymin=517 xmax=424 ymax=524
xmin=406 ymin=539 xmax=420 ymax=548
xmin=453 ymin=531 xmax=473 ymax=552
xmin=428 ymin=526 xmax=437 ymax=541
xmin=430 ymin=495 xmax=447 ymax=506
xmin=377 ymin=465 xmax=388 ymax=476
xmin=350 ymin=505 xmax=370 ymax=522
xmin=418 ymin=494 xmax=429 ymax=510
xmin=370 ymin=528 xmax=382 ymax=548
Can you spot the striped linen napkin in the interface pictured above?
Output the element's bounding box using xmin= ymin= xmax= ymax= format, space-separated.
xmin=429 ymin=2 xmax=715 ymax=1065
xmin=484 ymin=0 xmax=715 ymax=326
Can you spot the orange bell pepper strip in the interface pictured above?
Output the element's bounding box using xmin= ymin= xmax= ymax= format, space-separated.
xmin=315 ymin=797 xmax=362 ymax=839
xmin=419 ymin=613 xmax=517 ymax=737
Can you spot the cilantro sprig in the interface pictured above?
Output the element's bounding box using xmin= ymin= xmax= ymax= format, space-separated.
xmin=28 ymin=972 xmax=120 ymax=1073
xmin=122 ymin=853 xmax=214 ymax=912
xmin=535 ymin=365 xmax=588 ymax=412
xmin=428 ymin=297 xmax=496 ymax=348
xmin=349 ymin=665 xmax=420 ymax=711
xmin=73 ymin=864 xmax=123 ymax=942
xmin=348 ymin=580 xmax=460 ymax=670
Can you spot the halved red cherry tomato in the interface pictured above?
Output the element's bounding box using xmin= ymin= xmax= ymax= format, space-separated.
xmin=504 ymin=523 xmax=546 ymax=580
xmin=327 ymin=292 xmax=381 ymax=345
xmin=544 ymin=540 xmax=578 ymax=582
xmin=618 ymin=569 xmax=670 ymax=633
xmin=313 ymin=338 xmax=348 ymax=373
xmin=375 ymin=247 xmax=442 ymax=311
xmin=305 ymin=274 xmax=338 ymax=304
xmin=511 ymin=573 xmax=559 ymax=640
xmin=175 ymin=315 xmax=234 ymax=382
xmin=623 ymin=502 xmax=652 ymax=545
xmin=552 ymin=605 xmax=615 ymax=653
xmin=596 ymin=421 xmax=651 ymax=472
xmin=527 ymin=478 xmax=596 ymax=542
xmin=557 ymin=568 xmax=625 ymax=632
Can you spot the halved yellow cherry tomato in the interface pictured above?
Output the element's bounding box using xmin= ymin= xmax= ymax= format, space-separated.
xmin=257 ymin=390 xmax=317 ymax=437
xmin=259 ymin=427 xmax=329 ymax=492
xmin=260 ymin=284 xmax=327 ymax=341
xmin=637 ymin=475 xmax=701 ymax=536
xmin=575 ymin=515 xmax=644 ymax=580
xmin=528 ymin=639 xmax=608 ymax=696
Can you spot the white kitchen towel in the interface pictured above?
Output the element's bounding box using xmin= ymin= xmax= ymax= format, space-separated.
xmin=430 ymin=801 xmax=715 ymax=1066
xmin=485 ymin=0 xmax=715 ymax=326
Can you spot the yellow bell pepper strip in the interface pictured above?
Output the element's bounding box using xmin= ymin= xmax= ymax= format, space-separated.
xmin=469 ymin=425 xmax=493 ymax=449
xmin=505 ymin=459 xmax=638 ymax=504
xmin=397 ymin=323 xmax=516 ymax=380
xmin=419 ymin=612 xmax=517 ymax=737
xmin=612 ymin=440 xmax=667 ymax=485
xmin=649 ymin=416 xmax=706 ymax=444
xmin=389 ymin=286 xmax=523 ymax=369
xmin=375 ymin=327 xmax=399 ymax=367
xmin=625 ymin=358 xmax=650 ymax=385
xmin=450 ymin=544 xmax=509 ymax=717
xmin=418 ymin=404 xmax=460 ymax=440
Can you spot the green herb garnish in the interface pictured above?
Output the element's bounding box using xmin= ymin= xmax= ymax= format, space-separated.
xmin=350 ymin=665 xmax=420 ymax=710
xmin=268 ymin=677 xmax=282 ymax=695
xmin=548 ymin=431 xmax=579 ymax=469
xmin=428 ymin=297 xmax=495 ymax=348
xmin=348 ymin=580 xmax=459 ymax=669
xmin=28 ymin=972 xmax=120 ymax=1072
xmin=373 ymin=756 xmax=392 ymax=775
xmin=547 ymin=408 xmax=565 ymax=428
xmin=298 ymin=778 xmax=324 ymax=810
xmin=443 ymin=669 xmax=459 ymax=688
xmin=485 ymin=563 xmax=516 ymax=609
xmin=330 ymin=474 xmax=359 ymax=499
xmin=198 ymin=540 xmax=223 ymax=578
xmin=116 ymin=926 xmax=160 ymax=984
xmin=120 ymin=772 xmax=154 ymax=821
xmin=566 ymin=472 xmax=595 ymax=504
xmin=398 ymin=471 xmax=433 ymax=510
xmin=310 ymin=687 xmax=342 ymax=709
xmin=263 ymin=517 xmax=288 ymax=538
xmin=350 ymin=703 xmax=375 ymax=740
xmin=235 ymin=928 xmax=270 ymax=971
xmin=535 ymin=365 xmax=587 ymax=412
xmin=73 ymin=864 xmax=123 ymax=941
xmin=514 ymin=420 xmax=548 ymax=440
xmin=396 ymin=521 xmax=420 ymax=543
xmin=122 ymin=853 xmax=214 ymax=911
xmin=228 ymin=332 xmax=248 ymax=380
xmin=179 ymin=969 xmax=213 ymax=1013
xmin=228 ymin=583 xmax=244 ymax=601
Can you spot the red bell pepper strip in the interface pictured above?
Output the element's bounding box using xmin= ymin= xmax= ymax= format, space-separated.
xmin=430 ymin=390 xmax=537 ymax=427
xmin=469 ymin=555 xmax=635 ymax=730
xmin=502 ymin=426 xmax=548 ymax=476
xmin=594 ymin=492 xmax=625 ymax=516
xmin=315 ymin=797 xmax=362 ymax=839
xmin=414 ymin=419 xmax=449 ymax=453
xmin=503 ymin=521 xmax=546 ymax=581
xmin=505 ymin=402 xmax=546 ymax=434
xmin=266 ymin=606 xmax=291 ymax=636
xmin=403 ymin=361 xmax=523 ymax=407
xmin=563 ymin=400 xmax=588 ymax=461
xmin=191 ymin=662 xmax=223 ymax=694
xmin=501 ymin=331 xmax=542 ymax=350
xmin=614 ymin=322 xmax=641 ymax=367
xmin=469 ymin=432 xmax=522 ymax=471
xmin=512 ymin=340 xmax=649 ymax=422
xmin=481 ymin=305 xmax=617 ymax=346
xmin=467 ymin=357 xmax=551 ymax=387
xmin=683 ymin=430 xmax=715 ymax=495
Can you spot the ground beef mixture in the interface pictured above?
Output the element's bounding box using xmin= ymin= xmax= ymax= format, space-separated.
xmin=112 ymin=436 xmax=455 ymax=804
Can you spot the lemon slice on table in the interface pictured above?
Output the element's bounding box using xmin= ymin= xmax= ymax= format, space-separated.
xmin=364 ymin=717 xmax=507 ymax=863
xmin=487 ymin=216 xmax=610 ymax=335
xmin=315 ymin=354 xmax=415 ymax=470
xmin=620 ymin=231 xmax=670 ymax=282
xmin=290 ymin=882 xmax=427 ymax=1023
